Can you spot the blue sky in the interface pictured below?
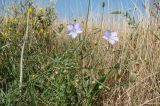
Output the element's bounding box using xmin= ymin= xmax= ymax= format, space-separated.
xmin=1 ymin=0 xmax=154 ymax=20
xmin=35 ymin=0 xmax=148 ymax=20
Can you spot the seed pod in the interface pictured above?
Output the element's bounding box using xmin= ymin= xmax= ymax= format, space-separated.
xmin=102 ymin=2 xmax=105 ymax=8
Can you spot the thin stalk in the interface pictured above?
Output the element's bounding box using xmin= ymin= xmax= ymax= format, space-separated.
xmin=81 ymin=0 xmax=92 ymax=68
xmin=139 ymin=96 xmax=160 ymax=106
xmin=81 ymin=0 xmax=92 ymax=99
xmin=84 ymin=0 xmax=91 ymax=37
xmin=82 ymin=0 xmax=91 ymax=67
xmin=100 ymin=1 xmax=105 ymax=35
xmin=97 ymin=1 xmax=105 ymax=60
xmin=19 ymin=13 xmax=29 ymax=91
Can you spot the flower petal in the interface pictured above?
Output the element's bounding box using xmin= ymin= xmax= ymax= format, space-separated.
xmin=112 ymin=36 xmax=119 ymax=41
xmin=103 ymin=35 xmax=109 ymax=40
xmin=68 ymin=32 xmax=78 ymax=38
xmin=74 ymin=23 xmax=81 ymax=30
xmin=108 ymin=39 xmax=116 ymax=45
xmin=67 ymin=24 xmax=74 ymax=31
xmin=104 ymin=30 xmax=112 ymax=38
xmin=103 ymin=30 xmax=119 ymax=44
xmin=76 ymin=28 xmax=83 ymax=34
xmin=111 ymin=31 xmax=118 ymax=37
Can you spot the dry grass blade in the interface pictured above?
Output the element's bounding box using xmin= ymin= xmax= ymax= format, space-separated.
xmin=19 ymin=13 xmax=29 ymax=91
xmin=139 ymin=96 xmax=160 ymax=106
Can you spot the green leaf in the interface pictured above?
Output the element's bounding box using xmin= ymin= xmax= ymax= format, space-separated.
xmin=90 ymin=69 xmax=115 ymax=97
xmin=28 ymin=82 xmax=37 ymax=106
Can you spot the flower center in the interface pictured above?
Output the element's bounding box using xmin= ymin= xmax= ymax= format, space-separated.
xmin=72 ymin=28 xmax=76 ymax=33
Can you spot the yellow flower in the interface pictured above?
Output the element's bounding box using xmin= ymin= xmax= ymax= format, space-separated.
xmin=27 ymin=7 xmax=33 ymax=14
xmin=39 ymin=8 xmax=45 ymax=12
xmin=5 ymin=18 xmax=11 ymax=23
xmin=3 ymin=32 xmax=8 ymax=38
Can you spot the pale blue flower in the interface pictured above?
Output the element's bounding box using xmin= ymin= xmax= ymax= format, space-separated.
xmin=103 ymin=30 xmax=119 ymax=45
xmin=67 ymin=23 xmax=83 ymax=38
